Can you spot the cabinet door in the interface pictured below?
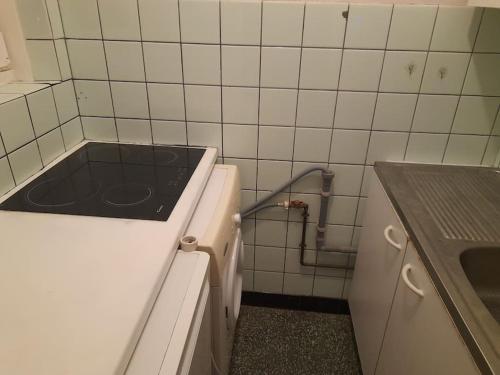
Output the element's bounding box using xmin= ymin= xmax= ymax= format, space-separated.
xmin=376 ymin=242 xmax=479 ymax=375
xmin=349 ymin=176 xmax=409 ymax=375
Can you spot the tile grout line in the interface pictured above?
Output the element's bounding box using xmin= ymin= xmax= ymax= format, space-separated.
xmin=402 ymin=4 xmax=439 ymax=161
xmin=136 ymin=0 xmax=154 ymax=145
xmin=440 ymin=7 xmax=485 ymax=164
xmin=95 ymin=0 xmax=119 ymax=142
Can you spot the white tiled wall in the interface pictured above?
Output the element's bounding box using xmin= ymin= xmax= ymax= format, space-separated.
xmin=0 ymin=82 xmax=83 ymax=194
xmin=3 ymin=0 xmax=500 ymax=300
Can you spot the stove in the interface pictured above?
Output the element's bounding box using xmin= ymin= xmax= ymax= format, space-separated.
xmin=0 ymin=142 xmax=206 ymax=221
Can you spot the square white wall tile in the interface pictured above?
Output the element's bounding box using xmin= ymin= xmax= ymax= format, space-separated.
xmin=148 ymin=83 xmax=185 ymax=121
xmin=37 ymin=128 xmax=65 ymax=166
xmin=329 ymin=164 xmax=364 ymax=196
xmin=26 ymin=41 xmax=61 ymax=81
xmin=258 ymin=126 xmax=294 ymax=160
xmin=53 ymin=81 xmax=78 ymax=124
xmin=261 ymin=48 xmax=301 ymax=89
xmin=0 ymin=97 xmax=35 ymax=153
xmin=313 ymin=276 xmax=344 ymax=298
xmin=243 ymin=244 xmax=255 ymax=269
xmin=222 ymin=87 xmax=259 ymax=124
xmin=299 ymin=48 xmax=342 ymax=90
xmin=98 ymin=0 xmax=141 ymax=40
xmin=330 ymin=129 xmax=370 ymax=164
xmin=180 ymin=0 xmax=220 ymax=44
xmin=116 ymin=119 xmax=152 ymax=144
xmin=182 ymin=44 xmax=221 ymax=85
xmin=303 ymin=3 xmax=346 ymax=48
xmin=293 ymin=128 xmax=331 ymax=163
xmin=67 ymin=40 xmax=108 ymax=80
xmin=9 ymin=142 xmax=43 ymax=185
xmin=105 ymin=41 xmax=145 ymax=82
xmin=143 ymin=43 xmax=183 ymax=83
xmin=138 ymin=0 xmax=180 ymax=42
xmin=387 ymin=5 xmax=437 ymax=51
xmin=421 ymin=52 xmax=470 ymax=95
xmin=482 ymin=137 xmax=500 ymax=166
xmin=334 ymin=92 xmax=377 ymax=130
xmin=241 ymin=218 xmax=255 ymax=244
xmin=81 ymin=117 xmax=118 ymax=142
xmin=452 ymin=96 xmax=499 ymax=135
xmin=287 ymin=221 xmax=317 ymax=249
xmin=225 ymin=158 xmax=257 ymax=189
xmin=221 ymin=46 xmax=260 ymax=87
xmin=290 ymin=161 xmax=327 ymax=194
xmin=360 ymin=165 xmax=374 ymax=197
xmin=45 ymin=0 xmax=64 ymax=37
xmin=254 ymin=271 xmax=283 ymax=294
xmin=379 ymin=51 xmax=426 ymax=93
xmin=8 ymin=141 xmax=42 ymax=185
xmin=474 ymin=9 xmax=500 ymax=53
xmin=185 ymin=85 xmax=221 ymax=122
xmin=430 ymin=6 xmax=482 ymax=52
xmin=61 ymin=118 xmax=84 ymax=149
xmin=327 ymin=196 xmax=358 ymax=225
xmin=289 ymin=193 xmax=321 ymax=223
xmin=372 ymin=93 xmax=417 ymax=131
xmin=344 ymin=4 xmax=392 ymax=50
xmin=443 ymin=134 xmax=488 ymax=165
xmin=221 ymin=0 xmax=261 ymax=45
xmin=411 ymin=95 xmax=459 ymax=133
xmin=283 ymin=274 xmax=313 ymax=296
xmin=405 ymin=133 xmax=448 ymax=164
xmin=262 ymin=1 xmax=304 ymax=47
xmin=74 ymin=80 xmax=114 ymax=117
xmin=242 ymin=270 xmax=254 ymax=291
xmin=256 ymin=191 xmax=291 ymax=221
xmin=462 ymin=54 xmax=500 ymax=96
xmin=17 ymin=0 xmax=53 ymax=39
xmin=0 ymin=157 xmax=15 ymax=196
xmin=187 ymin=122 xmax=222 ymax=153
xmin=26 ymin=88 xmax=59 ymax=137
xmin=111 ymin=82 xmax=149 ymax=119
xmin=257 ymin=160 xmax=292 ymax=191
xmin=285 ymin=248 xmax=315 ymax=275
xmin=255 ymin=219 xmax=287 ymax=247
xmin=54 ymin=40 xmax=72 ymax=81
xmin=255 ymin=246 xmax=285 ymax=272
xmin=296 ymin=90 xmax=336 ymax=128
xmin=59 ymin=0 xmax=102 ymax=39
xmin=223 ymin=124 xmax=258 ymax=158
xmin=152 ymin=120 xmax=187 ymax=145
xmin=366 ymin=131 xmax=409 ymax=165
xmin=259 ymin=89 xmax=297 ymax=126
xmin=339 ymin=50 xmax=384 ymax=91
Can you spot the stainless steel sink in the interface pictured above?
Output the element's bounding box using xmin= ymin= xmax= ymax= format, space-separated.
xmin=460 ymin=247 xmax=500 ymax=324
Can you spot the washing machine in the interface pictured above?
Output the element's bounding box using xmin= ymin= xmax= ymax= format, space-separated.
xmin=183 ymin=164 xmax=243 ymax=375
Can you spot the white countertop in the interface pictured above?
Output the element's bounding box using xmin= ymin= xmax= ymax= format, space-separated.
xmin=0 ymin=142 xmax=217 ymax=375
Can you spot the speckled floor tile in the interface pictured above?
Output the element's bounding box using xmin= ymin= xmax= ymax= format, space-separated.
xmin=230 ymin=305 xmax=362 ymax=375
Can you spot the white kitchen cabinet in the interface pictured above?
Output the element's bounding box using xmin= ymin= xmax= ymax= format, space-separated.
xmin=349 ymin=176 xmax=409 ymax=375
xmin=375 ymin=242 xmax=479 ymax=375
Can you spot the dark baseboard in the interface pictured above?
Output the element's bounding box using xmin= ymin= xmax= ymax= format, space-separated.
xmin=241 ymin=292 xmax=350 ymax=315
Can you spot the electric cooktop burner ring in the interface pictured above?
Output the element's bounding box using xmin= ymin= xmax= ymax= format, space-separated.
xmin=26 ymin=178 xmax=102 ymax=208
xmin=102 ymin=183 xmax=153 ymax=207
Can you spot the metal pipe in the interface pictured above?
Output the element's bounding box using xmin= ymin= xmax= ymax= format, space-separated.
xmin=240 ymin=166 xmax=331 ymax=217
xmin=241 ymin=203 xmax=280 ymax=218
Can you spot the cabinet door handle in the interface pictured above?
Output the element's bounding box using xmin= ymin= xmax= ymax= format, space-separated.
xmin=401 ymin=264 xmax=424 ymax=297
xmin=384 ymin=225 xmax=403 ymax=250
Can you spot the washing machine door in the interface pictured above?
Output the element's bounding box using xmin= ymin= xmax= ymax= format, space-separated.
xmin=225 ymin=229 xmax=244 ymax=330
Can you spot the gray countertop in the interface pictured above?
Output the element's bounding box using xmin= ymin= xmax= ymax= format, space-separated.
xmin=374 ymin=162 xmax=500 ymax=375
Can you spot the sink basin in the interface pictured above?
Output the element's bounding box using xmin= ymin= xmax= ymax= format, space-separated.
xmin=460 ymin=247 xmax=500 ymax=324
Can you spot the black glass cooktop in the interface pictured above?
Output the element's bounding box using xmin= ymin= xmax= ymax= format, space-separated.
xmin=0 ymin=142 xmax=206 ymax=221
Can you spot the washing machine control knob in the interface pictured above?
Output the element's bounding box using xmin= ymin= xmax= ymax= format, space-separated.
xmin=232 ymin=213 xmax=241 ymax=227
